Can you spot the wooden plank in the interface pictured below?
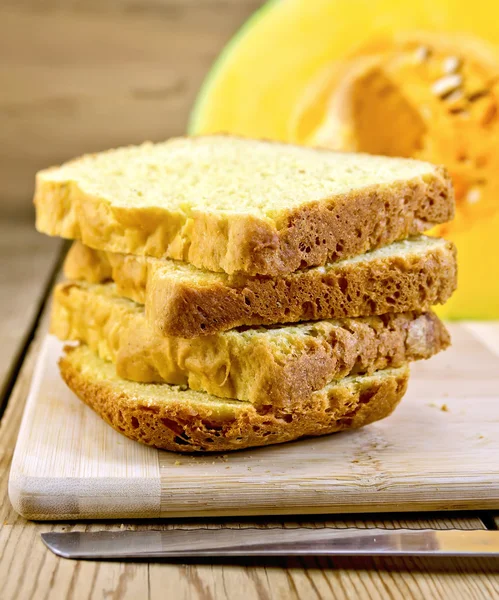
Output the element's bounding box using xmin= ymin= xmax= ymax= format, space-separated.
xmin=465 ymin=323 xmax=499 ymax=533
xmin=3 ymin=0 xmax=262 ymax=10
xmin=0 ymin=314 xmax=150 ymax=599
xmin=1 ymin=303 xmax=498 ymax=598
xmin=0 ymin=1 xmax=263 ymax=216
xmin=9 ymin=323 xmax=499 ymax=520
xmin=0 ymin=219 xmax=62 ymax=407
xmin=3 ymin=517 xmax=497 ymax=600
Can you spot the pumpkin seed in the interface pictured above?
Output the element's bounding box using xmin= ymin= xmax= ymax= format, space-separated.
xmin=432 ymin=74 xmax=463 ymax=98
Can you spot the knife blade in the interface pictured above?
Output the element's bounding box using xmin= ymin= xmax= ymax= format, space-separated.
xmin=41 ymin=528 xmax=499 ymax=560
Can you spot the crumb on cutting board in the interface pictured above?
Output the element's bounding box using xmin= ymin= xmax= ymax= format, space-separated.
xmin=427 ymin=402 xmax=450 ymax=412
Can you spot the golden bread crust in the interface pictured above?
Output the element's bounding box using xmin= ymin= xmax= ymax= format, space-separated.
xmin=59 ymin=345 xmax=409 ymax=452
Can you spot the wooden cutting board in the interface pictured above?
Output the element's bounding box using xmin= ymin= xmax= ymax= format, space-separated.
xmin=9 ymin=324 xmax=499 ymax=521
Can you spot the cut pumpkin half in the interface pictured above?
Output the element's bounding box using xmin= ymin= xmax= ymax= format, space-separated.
xmin=190 ymin=0 xmax=499 ymax=319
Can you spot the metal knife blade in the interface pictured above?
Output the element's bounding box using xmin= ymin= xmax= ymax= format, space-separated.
xmin=41 ymin=528 xmax=499 ymax=560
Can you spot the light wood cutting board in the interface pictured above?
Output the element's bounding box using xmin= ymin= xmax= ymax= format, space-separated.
xmin=8 ymin=324 xmax=499 ymax=521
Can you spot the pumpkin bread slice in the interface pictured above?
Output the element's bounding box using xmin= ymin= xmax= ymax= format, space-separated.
xmin=59 ymin=344 xmax=409 ymax=453
xmin=35 ymin=135 xmax=453 ymax=276
xmin=64 ymin=235 xmax=457 ymax=338
xmin=52 ymin=281 xmax=448 ymax=408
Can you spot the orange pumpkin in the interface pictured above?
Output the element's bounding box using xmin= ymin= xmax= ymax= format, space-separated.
xmin=190 ymin=0 xmax=499 ymax=319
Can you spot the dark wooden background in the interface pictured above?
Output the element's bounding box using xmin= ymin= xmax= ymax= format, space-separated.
xmin=0 ymin=0 xmax=264 ymax=217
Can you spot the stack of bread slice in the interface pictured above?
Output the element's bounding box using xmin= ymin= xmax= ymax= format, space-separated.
xmin=35 ymin=136 xmax=457 ymax=452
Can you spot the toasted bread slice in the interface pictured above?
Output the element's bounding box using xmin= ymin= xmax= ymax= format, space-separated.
xmin=59 ymin=344 xmax=409 ymax=452
xmin=51 ymin=281 xmax=448 ymax=407
xmin=35 ymin=136 xmax=453 ymax=275
xmin=64 ymin=236 xmax=457 ymax=337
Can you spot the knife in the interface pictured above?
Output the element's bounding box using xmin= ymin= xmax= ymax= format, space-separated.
xmin=41 ymin=528 xmax=499 ymax=560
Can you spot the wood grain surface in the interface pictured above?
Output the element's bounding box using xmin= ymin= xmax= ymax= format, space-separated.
xmin=0 ymin=219 xmax=63 ymax=411
xmin=0 ymin=0 xmax=264 ymax=216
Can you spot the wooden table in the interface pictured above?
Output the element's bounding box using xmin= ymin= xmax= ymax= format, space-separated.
xmin=1 ymin=217 xmax=498 ymax=600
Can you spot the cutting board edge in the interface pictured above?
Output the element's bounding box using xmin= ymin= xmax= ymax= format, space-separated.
xmin=11 ymin=498 xmax=499 ymax=522
xmin=10 ymin=468 xmax=499 ymax=520
xmin=8 ymin=471 xmax=164 ymax=521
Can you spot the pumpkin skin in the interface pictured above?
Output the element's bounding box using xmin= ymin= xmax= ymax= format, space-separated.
xmin=189 ymin=0 xmax=499 ymax=319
